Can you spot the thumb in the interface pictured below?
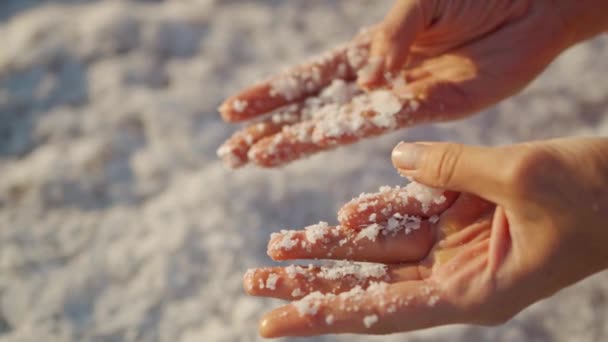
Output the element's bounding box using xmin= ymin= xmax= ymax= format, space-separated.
xmin=358 ymin=0 xmax=433 ymax=88
xmin=391 ymin=141 xmax=511 ymax=203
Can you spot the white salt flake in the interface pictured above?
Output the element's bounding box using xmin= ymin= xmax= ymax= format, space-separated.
xmin=272 ymin=230 xmax=299 ymax=251
xmin=363 ymin=314 xmax=378 ymax=328
xmin=318 ymin=261 xmax=386 ymax=281
xmin=232 ymin=99 xmax=248 ymax=112
xmin=356 ymin=223 xmax=381 ymax=242
xmin=325 ymin=314 xmax=335 ymax=325
xmin=265 ymin=273 xmax=279 ymax=290
xmin=304 ymin=221 xmax=330 ymax=244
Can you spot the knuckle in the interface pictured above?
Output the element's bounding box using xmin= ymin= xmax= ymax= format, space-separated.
xmin=421 ymin=143 xmax=464 ymax=188
xmin=504 ymin=146 xmax=562 ymax=198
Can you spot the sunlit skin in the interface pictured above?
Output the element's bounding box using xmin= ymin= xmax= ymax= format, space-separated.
xmin=245 ymin=137 xmax=608 ymax=337
xmin=232 ymin=0 xmax=608 ymax=337
xmin=218 ymin=0 xmax=607 ymax=168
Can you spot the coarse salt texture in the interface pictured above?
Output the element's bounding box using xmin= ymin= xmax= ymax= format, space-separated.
xmin=404 ymin=182 xmax=447 ymax=212
xmin=318 ymin=260 xmax=387 ymax=281
xmin=304 ymin=221 xmax=330 ymax=244
xmin=265 ymin=273 xmax=279 ymax=290
xmin=232 ymin=99 xmax=248 ymax=112
xmin=293 ymin=291 xmax=331 ymax=316
xmin=271 ymin=229 xmax=299 ymax=251
xmin=363 ymin=314 xmax=378 ymax=328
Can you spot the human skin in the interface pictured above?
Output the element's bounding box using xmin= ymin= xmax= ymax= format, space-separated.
xmin=245 ymin=137 xmax=608 ymax=337
xmin=218 ymin=0 xmax=608 ymax=168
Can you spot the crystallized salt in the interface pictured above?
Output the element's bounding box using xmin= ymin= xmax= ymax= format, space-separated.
xmin=429 ymin=215 xmax=440 ymax=224
xmin=369 ymin=90 xmax=402 ymax=123
xmin=403 ymin=182 xmax=447 ymax=213
xmin=232 ymin=99 xmax=248 ymax=112
xmin=346 ymin=46 xmax=369 ymax=70
xmin=318 ymin=260 xmax=386 ymax=280
xmin=304 ymin=221 xmax=330 ymax=244
xmin=325 ymin=314 xmax=335 ymax=325
xmin=368 ymin=213 xmax=377 ymax=222
xmin=293 ymin=291 xmax=331 ymax=316
xmin=428 ymin=295 xmax=439 ymax=306
xmin=363 ymin=314 xmax=378 ymax=328
xmin=319 ymin=79 xmax=358 ymax=105
xmin=266 ymin=273 xmax=279 ymax=290
xmin=271 ymin=230 xmax=299 ymax=251
xmin=270 ymin=75 xmax=302 ymax=101
xmin=355 ymin=223 xmax=382 ymax=242
xmin=285 ymin=265 xmax=308 ymax=279
xmin=291 ymin=288 xmax=303 ymax=297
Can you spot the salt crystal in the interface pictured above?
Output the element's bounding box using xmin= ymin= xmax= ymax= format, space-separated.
xmin=272 ymin=230 xmax=299 ymax=251
xmin=355 ymin=223 xmax=382 ymax=242
xmin=363 ymin=314 xmax=378 ymax=328
xmin=403 ymin=182 xmax=446 ymax=213
xmin=325 ymin=314 xmax=335 ymax=325
xmin=428 ymin=295 xmax=439 ymax=306
xmin=369 ymin=90 xmax=402 ymax=126
xmin=293 ymin=291 xmax=331 ymax=316
xmin=368 ymin=213 xmax=376 ymax=222
xmin=232 ymin=99 xmax=248 ymax=112
xmin=318 ymin=261 xmax=386 ymax=281
xmin=265 ymin=273 xmax=279 ymax=290
xmin=291 ymin=288 xmax=303 ymax=297
xmin=270 ymin=75 xmax=302 ymax=101
xmin=429 ymin=215 xmax=440 ymax=224
xmin=304 ymin=221 xmax=330 ymax=244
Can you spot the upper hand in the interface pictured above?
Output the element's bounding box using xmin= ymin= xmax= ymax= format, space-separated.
xmin=218 ymin=0 xmax=573 ymax=168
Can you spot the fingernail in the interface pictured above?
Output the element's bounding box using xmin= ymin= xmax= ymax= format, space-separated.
xmin=392 ymin=142 xmax=424 ymax=170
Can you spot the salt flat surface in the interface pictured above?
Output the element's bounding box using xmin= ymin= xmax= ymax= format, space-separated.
xmin=1 ymin=1 xmax=608 ymax=341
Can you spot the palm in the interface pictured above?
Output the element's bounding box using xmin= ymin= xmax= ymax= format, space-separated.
xmin=245 ymin=185 xmax=502 ymax=337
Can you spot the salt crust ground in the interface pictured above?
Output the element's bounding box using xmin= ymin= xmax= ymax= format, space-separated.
xmin=1 ymin=1 xmax=608 ymax=341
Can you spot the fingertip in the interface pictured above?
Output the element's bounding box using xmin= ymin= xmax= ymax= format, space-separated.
xmin=243 ymin=269 xmax=256 ymax=294
xmin=259 ymin=307 xmax=298 ymax=338
xmin=258 ymin=315 xmax=276 ymax=338
xmin=391 ymin=141 xmax=424 ymax=171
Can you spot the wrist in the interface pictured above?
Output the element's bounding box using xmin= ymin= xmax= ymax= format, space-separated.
xmin=551 ymin=0 xmax=608 ymax=47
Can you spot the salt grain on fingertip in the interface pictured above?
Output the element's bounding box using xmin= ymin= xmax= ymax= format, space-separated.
xmin=232 ymin=99 xmax=248 ymax=112
xmin=363 ymin=314 xmax=378 ymax=328
xmin=266 ymin=273 xmax=279 ymax=290
xmin=304 ymin=221 xmax=330 ymax=244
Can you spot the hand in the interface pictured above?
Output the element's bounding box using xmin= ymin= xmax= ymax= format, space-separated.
xmin=217 ymin=0 xmax=582 ymax=169
xmin=244 ymin=137 xmax=608 ymax=337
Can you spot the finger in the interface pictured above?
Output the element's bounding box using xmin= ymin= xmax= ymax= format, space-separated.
xmin=267 ymin=221 xmax=433 ymax=264
xmin=358 ymin=0 xmax=431 ymax=88
xmin=243 ymin=263 xmax=422 ymax=301
xmin=259 ymin=280 xmax=456 ymax=337
xmin=219 ymin=29 xmax=374 ymax=123
xmin=248 ymin=88 xmax=426 ymax=168
xmin=217 ymin=105 xmax=303 ymax=168
xmin=392 ymin=142 xmax=513 ymax=204
xmin=337 ymin=183 xmax=458 ymax=230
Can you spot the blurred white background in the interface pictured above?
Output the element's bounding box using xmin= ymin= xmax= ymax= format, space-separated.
xmin=1 ymin=1 xmax=607 ymax=341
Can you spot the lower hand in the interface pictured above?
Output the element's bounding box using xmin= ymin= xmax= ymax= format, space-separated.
xmin=244 ymin=136 xmax=608 ymax=337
